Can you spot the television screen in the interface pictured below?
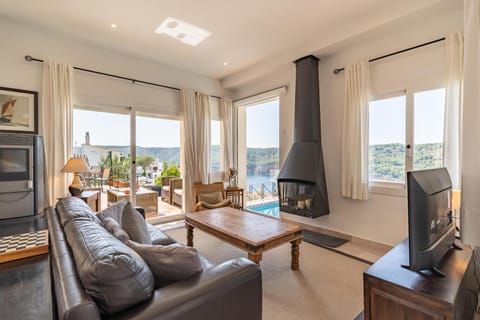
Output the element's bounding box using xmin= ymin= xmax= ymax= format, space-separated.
xmin=406 ymin=168 xmax=456 ymax=275
xmin=0 ymin=148 xmax=29 ymax=181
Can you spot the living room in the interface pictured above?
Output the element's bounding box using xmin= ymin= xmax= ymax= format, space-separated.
xmin=0 ymin=0 xmax=479 ymax=319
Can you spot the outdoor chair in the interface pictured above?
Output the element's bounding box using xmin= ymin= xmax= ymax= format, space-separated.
xmin=161 ymin=176 xmax=174 ymax=203
xmin=171 ymin=178 xmax=183 ymax=207
xmin=193 ymin=181 xmax=232 ymax=211
xmin=94 ymin=167 xmax=111 ymax=192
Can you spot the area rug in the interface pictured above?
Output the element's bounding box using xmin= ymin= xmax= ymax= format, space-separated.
xmin=165 ymin=227 xmax=368 ymax=320
xmin=302 ymin=229 xmax=349 ymax=248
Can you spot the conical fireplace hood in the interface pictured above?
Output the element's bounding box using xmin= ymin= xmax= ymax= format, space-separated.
xmin=278 ymin=55 xmax=329 ymax=216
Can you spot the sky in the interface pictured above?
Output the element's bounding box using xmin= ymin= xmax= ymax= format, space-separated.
xmin=246 ymin=99 xmax=279 ymax=148
xmin=73 ymin=99 xmax=279 ymax=148
xmin=369 ymin=88 xmax=445 ymax=145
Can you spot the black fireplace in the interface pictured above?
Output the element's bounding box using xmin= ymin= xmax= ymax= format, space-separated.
xmin=277 ymin=55 xmax=329 ymax=218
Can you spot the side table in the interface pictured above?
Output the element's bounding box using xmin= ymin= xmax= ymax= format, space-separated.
xmin=58 ymin=190 xmax=100 ymax=211
xmin=76 ymin=190 xmax=100 ymax=211
xmin=225 ymin=187 xmax=244 ymax=210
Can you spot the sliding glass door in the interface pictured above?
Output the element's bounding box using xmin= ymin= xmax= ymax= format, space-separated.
xmin=73 ymin=107 xmax=184 ymax=221
xmin=237 ymin=97 xmax=280 ymax=215
xmin=136 ymin=113 xmax=183 ymax=221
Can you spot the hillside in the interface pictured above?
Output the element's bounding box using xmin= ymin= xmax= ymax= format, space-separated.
xmin=369 ymin=143 xmax=442 ymax=181
xmin=92 ymin=146 xmax=279 ymax=175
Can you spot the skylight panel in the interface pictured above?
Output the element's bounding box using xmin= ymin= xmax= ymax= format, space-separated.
xmin=155 ymin=17 xmax=211 ymax=47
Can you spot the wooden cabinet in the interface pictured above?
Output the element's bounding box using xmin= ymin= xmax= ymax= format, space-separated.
xmin=363 ymin=239 xmax=476 ymax=320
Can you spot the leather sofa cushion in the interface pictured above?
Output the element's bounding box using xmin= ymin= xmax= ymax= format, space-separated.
xmin=56 ymin=197 xmax=102 ymax=227
xmin=126 ymin=241 xmax=203 ymax=289
xmin=63 ymin=218 xmax=154 ymax=315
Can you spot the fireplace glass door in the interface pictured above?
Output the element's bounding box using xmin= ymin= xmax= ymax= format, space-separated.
xmin=278 ymin=180 xmax=315 ymax=217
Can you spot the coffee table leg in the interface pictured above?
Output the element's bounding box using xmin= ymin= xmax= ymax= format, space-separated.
xmin=186 ymin=224 xmax=194 ymax=247
xmin=248 ymin=252 xmax=262 ymax=265
xmin=290 ymin=239 xmax=301 ymax=270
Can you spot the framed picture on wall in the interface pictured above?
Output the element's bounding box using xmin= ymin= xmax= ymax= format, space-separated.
xmin=0 ymin=87 xmax=38 ymax=134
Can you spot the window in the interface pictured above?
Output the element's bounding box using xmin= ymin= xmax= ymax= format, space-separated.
xmin=368 ymin=88 xmax=446 ymax=192
xmin=413 ymin=89 xmax=445 ymax=170
xmin=369 ymin=95 xmax=406 ymax=183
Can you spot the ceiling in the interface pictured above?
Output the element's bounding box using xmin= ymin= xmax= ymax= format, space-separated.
xmin=0 ymin=0 xmax=445 ymax=82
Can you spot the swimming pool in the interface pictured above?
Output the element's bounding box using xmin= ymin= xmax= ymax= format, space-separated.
xmin=247 ymin=201 xmax=280 ymax=218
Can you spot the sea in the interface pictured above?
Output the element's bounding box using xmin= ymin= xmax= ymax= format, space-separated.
xmin=246 ymin=174 xmax=277 ymax=188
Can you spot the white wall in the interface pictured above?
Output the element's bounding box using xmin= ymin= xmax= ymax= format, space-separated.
xmin=0 ymin=18 xmax=230 ymax=119
xmin=231 ymin=3 xmax=463 ymax=246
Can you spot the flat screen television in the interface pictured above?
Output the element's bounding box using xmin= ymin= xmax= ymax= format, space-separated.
xmin=406 ymin=167 xmax=459 ymax=276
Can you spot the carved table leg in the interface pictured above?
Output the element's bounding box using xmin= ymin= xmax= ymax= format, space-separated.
xmin=186 ymin=223 xmax=194 ymax=247
xmin=248 ymin=252 xmax=262 ymax=265
xmin=290 ymin=239 xmax=301 ymax=270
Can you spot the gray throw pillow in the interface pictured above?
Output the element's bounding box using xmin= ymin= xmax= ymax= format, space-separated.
xmin=126 ymin=240 xmax=203 ymax=288
xmin=97 ymin=200 xmax=128 ymax=224
xmin=198 ymin=191 xmax=223 ymax=204
xmin=122 ymin=202 xmax=152 ymax=244
xmin=103 ymin=217 xmax=130 ymax=243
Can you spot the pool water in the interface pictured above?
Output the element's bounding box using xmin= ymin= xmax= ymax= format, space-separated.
xmin=247 ymin=201 xmax=280 ymax=218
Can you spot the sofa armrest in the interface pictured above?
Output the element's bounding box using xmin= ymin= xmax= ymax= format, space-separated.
xmin=106 ymin=258 xmax=262 ymax=320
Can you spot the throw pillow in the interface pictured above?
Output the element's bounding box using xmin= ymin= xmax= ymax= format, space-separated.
xmin=103 ymin=217 xmax=130 ymax=243
xmin=97 ymin=200 xmax=128 ymax=224
xmin=126 ymin=240 xmax=203 ymax=288
xmin=122 ymin=202 xmax=152 ymax=244
xmin=198 ymin=191 xmax=223 ymax=204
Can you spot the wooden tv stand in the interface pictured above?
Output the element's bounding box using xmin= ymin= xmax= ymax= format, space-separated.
xmin=363 ymin=238 xmax=476 ymax=320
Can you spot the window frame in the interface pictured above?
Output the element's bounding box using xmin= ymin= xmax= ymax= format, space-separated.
xmin=368 ymin=84 xmax=446 ymax=196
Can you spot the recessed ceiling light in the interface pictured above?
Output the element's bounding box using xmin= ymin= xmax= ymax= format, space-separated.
xmin=223 ymin=62 xmax=228 ymax=66
xmin=111 ymin=23 xmax=117 ymax=28
xmin=155 ymin=17 xmax=211 ymax=47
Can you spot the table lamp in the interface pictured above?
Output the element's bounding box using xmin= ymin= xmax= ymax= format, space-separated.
xmin=61 ymin=156 xmax=90 ymax=196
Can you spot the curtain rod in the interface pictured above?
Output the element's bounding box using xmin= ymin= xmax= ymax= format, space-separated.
xmin=332 ymin=37 xmax=446 ymax=74
xmin=233 ymin=85 xmax=287 ymax=103
xmin=24 ymin=55 xmax=222 ymax=99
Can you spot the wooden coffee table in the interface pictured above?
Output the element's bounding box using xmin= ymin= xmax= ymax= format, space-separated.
xmin=185 ymin=207 xmax=303 ymax=270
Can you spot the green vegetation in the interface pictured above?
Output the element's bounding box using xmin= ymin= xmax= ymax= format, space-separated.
xmin=246 ymin=147 xmax=279 ymax=175
xmin=94 ymin=145 xmax=279 ymax=178
xmin=136 ymin=156 xmax=154 ymax=177
xmin=154 ymin=161 xmax=181 ymax=186
xmin=369 ymin=143 xmax=442 ymax=182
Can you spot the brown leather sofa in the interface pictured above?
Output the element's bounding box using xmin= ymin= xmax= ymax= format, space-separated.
xmin=47 ymin=198 xmax=262 ymax=320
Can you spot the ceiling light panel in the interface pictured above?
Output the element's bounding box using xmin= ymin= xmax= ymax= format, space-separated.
xmin=155 ymin=17 xmax=211 ymax=47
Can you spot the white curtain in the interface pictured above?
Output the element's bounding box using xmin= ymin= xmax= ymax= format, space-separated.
xmin=41 ymin=61 xmax=74 ymax=205
xmin=181 ymin=89 xmax=211 ymax=212
xmin=443 ymin=33 xmax=464 ymax=190
xmin=219 ymin=98 xmax=234 ymax=170
xmin=460 ymin=0 xmax=480 ymax=246
xmin=341 ymin=61 xmax=370 ymax=200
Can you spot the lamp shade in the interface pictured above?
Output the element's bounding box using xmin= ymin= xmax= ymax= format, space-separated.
xmin=61 ymin=157 xmax=90 ymax=173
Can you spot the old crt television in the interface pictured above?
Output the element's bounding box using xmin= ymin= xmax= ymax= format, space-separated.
xmin=406 ymin=167 xmax=457 ymax=276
